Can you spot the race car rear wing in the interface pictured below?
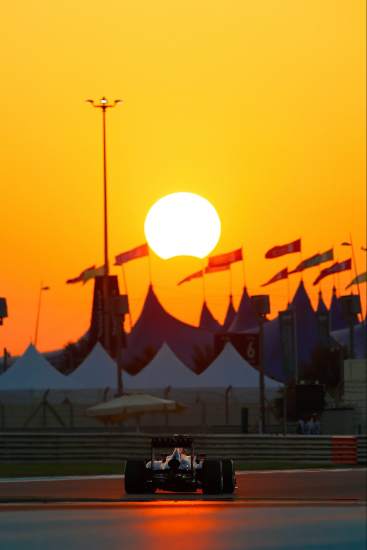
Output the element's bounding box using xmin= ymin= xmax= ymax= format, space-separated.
xmin=151 ymin=435 xmax=193 ymax=448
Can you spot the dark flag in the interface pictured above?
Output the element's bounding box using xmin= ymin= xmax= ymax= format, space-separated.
xmin=265 ymin=238 xmax=301 ymax=259
xmin=313 ymin=259 xmax=352 ymax=286
xmin=66 ymin=265 xmax=96 ymax=284
xmin=346 ymin=272 xmax=367 ymax=289
xmin=261 ymin=267 xmax=288 ymax=287
xmin=316 ymin=248 xmax=334 ymax=264
xmin=178 ymin=264 xmax=229 ymax=286
xmin=289 ymin=248 xmax=333 ymax=274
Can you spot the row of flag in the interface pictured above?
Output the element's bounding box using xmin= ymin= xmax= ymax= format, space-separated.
xmin=178 ymin=248 xmax=243 ymax=286
xmin=65 ymin=238 xmax=366 ymax=290
xmin=65 ymin=245 xmax=150 ymax=285
xmin=261 ymin=258 xmax=353 ymax=288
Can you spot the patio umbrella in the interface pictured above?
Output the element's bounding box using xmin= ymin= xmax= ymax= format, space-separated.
xmin=86 ymin=393 xmax=186 ymax=425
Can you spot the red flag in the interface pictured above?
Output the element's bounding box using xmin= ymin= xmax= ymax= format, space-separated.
xmin=265 ymin=238 xmax=301 ymax=259
xmin=178 ymin=269 xmax=204 ymax=286
xmin=261 ymin=268 xmax=288 ymax=287
xmin=66 ymin=265 xmax=96 ymax=284
xmin=205 ymin=264 xmax=230 ymax=275
xmin=178 ymin=264 xmax=229 ymax=286
xmin=114 ymin=243 xmax=149 ymax=266
xmin=208 ymin=247 xmax=242 ymax=268
xmin=313 ymin=259 xmax=352 ymax=286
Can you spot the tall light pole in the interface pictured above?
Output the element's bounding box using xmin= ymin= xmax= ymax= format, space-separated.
xmin=251 ymin=294 xmax=271 ymax=434
xmin=34 ymin=283 xmax=50 ymax=348
xmin=86 ymin=97 xmax=122 ymax=353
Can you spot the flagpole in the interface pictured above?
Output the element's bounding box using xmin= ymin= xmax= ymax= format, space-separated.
xmin=86 ymin=97 xmax=122 ymax=354
xmin=201 ymin=261 xmax=207 ymax=304
xmin=34 ymin=282 xmax=49 ymax=348
xmin=121 ymin=265 xmax=133 ymax=331
xmin=228 ymin=265 xmax=233 ymax=300
xmin=147 ymin=249 xmax=153 ymax=287
xmin=241 ymin=246 xmax=246 ymax=288
xmin=298 ymin=247 xmax=303 ymax=282
xmin=34 ymin=282 xmax=43 ymax=348
xmin=317 ymin=263 xmax=323 ymax=307
xmin=349 ymin=234 xmax=362 ymax=316
xmin=332 ymin=246 xmax=339 ymax=295
xmin=336 ymin=265 xmax=341 ymax=296
xmin=318 ymin=278 xmax=322 ymax=301
xmin=286 ymin=273 xmax=291 ymax=307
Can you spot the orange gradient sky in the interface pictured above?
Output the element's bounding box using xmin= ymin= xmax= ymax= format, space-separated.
xmin=1 ymin=0 xmax=366 ymax=355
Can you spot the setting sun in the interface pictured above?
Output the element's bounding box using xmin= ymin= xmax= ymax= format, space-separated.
xmin=144 ymin=192 xmax=221 ymax=259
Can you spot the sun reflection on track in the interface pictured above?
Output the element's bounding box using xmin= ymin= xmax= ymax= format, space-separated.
xmin=118 ymin=503 xmax=236 ymax=550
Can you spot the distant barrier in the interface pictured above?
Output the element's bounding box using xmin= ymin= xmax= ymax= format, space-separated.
xmin=0 ymin=432 xmax=366 ymax=465
xmin=331 ymin=436 xmax=358 ymax=465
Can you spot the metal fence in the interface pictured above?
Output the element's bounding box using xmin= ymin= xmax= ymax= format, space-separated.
xmin=0 ymin=432 xmax=365 ymax=465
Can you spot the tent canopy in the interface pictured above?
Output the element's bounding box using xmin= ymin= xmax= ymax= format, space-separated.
xmin=222 ymin=296 xmax=236 ymax=332
xmin=262 ymin=317 xmax=287 ymax=383
xmin=0 ymin=344 xmax=72 ymax=391
xmin=122 ymin=285 xmax=216 ymax=374
xmin=191 ymin=343 xmax=283 ymax=389
xmin=290 ymin=280 xmax=320 ymax=373
xmin=124 ymin=343 xmax=200 ymax=390
xmin=68 ymin=342 xmax=131 ymax=390
xmin=199 ymin=301 xmax=221 ymax=332
xmin=317 ymin=291 xmax=328 ymax=314
xmin=228 ymin=287 xmax=259 ymax=332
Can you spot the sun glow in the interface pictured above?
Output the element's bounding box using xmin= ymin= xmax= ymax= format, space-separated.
xmin=144 ymin=192 xmax=221 ymax=259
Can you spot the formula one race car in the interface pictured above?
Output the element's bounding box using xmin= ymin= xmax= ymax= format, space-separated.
xmin=124 ymin=435 xmax=235 ymax=495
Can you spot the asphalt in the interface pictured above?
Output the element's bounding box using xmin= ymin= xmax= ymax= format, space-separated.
xmin=0 ymin=502 xmax=365 ymax=550
xmin=0 ymin=470 xmax=366 ymax=550
xmin=0 ymin=468 xmax=365 ymax=503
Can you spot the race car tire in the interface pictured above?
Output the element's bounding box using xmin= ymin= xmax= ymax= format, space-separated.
xmin=124 ymin=460 xmax=147 ymax=494
xmin=202 ymin=459 xmax=223 ymax=495
xmin=221 ymin=459 xmax=235 ymax=493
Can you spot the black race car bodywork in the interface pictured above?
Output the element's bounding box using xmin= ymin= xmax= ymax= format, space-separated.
xmin=124 ymin=435 xmax=236 ymax=495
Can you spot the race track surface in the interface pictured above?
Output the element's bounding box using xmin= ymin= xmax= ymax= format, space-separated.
xmin=0 ymin=501 xmax=366 ymax=550
xmin=0 ymin=470 xmax=366 ymax=550
xmin=0 ymin=468 xmax=366 ymax=502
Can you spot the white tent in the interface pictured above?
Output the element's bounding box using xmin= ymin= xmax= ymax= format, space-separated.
xmin=68 ymin=342 xmax=134 ymax=390
xmin=124 ymin=343 xmax=200 ymax=390
xmin=0 ymin=344 xmax=72 ymax=391
xmin=190 ymin=343 xmax=283 ymax=389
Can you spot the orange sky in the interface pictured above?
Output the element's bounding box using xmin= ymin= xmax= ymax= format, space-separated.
xmin=0 ymin=0 xmax=366 ymax=355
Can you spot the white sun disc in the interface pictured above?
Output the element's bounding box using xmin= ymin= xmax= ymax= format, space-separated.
xmin=144 ymin=192 xmax=221 ymax=259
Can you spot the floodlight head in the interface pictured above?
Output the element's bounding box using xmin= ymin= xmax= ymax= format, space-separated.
xmin=251 ymin=294 xmax=271 ymax=316
xmin=0 ymin=298 xmax=8 ymax=319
